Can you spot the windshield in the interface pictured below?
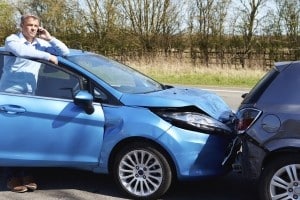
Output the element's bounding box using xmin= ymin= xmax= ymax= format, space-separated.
xmin=66 ymin=53 xmax=163 ymax=93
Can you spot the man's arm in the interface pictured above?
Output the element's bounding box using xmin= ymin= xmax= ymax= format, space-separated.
xmin=45 ymin=37 xmax=70 ymax=56
xmin=36 ymin=28 xmax=69 ymax=56
xmin=5 ymin=34 xmax=51 ymax=60
xmin=5 ymin=33 xmax=69 ymax=64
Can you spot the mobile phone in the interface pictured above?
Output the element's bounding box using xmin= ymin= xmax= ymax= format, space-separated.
xmin=37 ymin=27 xmax=43 ymax=37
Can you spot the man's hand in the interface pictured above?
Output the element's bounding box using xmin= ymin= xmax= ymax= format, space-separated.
xmin=49 ymin=55 xmax=58 ymax=65
xmin=37 ymin=27 xmax=52 ymax=41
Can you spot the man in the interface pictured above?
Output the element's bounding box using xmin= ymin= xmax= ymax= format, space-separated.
xmin=0 ymin=13 xmax=69 ymax=94
xmin=0 ymin=13 xmax=69 ymax=193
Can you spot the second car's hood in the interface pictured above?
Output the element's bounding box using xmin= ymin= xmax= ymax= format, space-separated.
xmin=120 ymin=86 xmax=232 ymax=120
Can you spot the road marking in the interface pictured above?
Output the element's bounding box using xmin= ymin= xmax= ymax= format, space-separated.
xmin=202 ymin=88 xmax=248 ymax=93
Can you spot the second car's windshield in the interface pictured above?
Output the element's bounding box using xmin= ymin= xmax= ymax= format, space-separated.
xmin=66 ymin=53 xmax=163 ymax=94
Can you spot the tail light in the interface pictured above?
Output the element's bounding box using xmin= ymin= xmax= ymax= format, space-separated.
xmin=235 ymin=108 xmax=262 ymax=134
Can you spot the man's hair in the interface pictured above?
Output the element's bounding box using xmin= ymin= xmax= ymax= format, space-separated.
xmin=20 ymin=14 xmax=40 ymax=25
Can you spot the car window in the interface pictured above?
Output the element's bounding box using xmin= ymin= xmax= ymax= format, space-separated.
xmin=0 ymin=54 xmax=3 ymax=78
xmin=35 ymin=64 xmax=80 ymax=99
xmin=66 ymin=54 xmax=163 ymax=94
xmin=94 ymin=87 xmax=108 ymax=101
xmin=241 ymin=68 xmax=279 ymax=104
xmin=0 ymin=54 xmax=80 ymax=99
xmin=0 ymin=55 xmax=41 ymax=95
xmin=258 ymin=63 xmax=300 ymax=104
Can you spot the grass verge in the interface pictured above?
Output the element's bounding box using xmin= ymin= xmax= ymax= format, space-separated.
xmin=126 ymin=58 xmax=267 ymax=88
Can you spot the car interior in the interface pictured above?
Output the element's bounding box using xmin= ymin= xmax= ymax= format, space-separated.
xmin=0 ymin=54 xmax=3 ymax=79
xmin=0 ymin=54 xmax=79 ymax=99
xmin=35 ymin=64 xmax=79 ymax=99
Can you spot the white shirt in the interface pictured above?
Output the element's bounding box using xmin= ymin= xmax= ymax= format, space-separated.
xmin=0 ymin=33 xmax=69 ymax=94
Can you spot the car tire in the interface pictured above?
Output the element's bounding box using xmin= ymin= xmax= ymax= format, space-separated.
xmin=259 ymin=154 xmax=300 ymax=200
xmin=113 ymin=142 xmax=172 ymax=199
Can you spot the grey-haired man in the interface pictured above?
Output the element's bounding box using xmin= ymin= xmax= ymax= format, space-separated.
xmin=1 ymin=13 xmax=69 ymax=193
xmin=0 ymin=13 xmax=69 ymax=94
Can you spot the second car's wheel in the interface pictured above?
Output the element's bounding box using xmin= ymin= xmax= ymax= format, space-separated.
xmin=259 ymin=155 xmax=300 ymax=200
xmin=113 ymin=142 xmax=172 ymax=200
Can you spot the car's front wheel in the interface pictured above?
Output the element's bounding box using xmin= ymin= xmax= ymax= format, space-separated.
xmin=113 ymin=142 xmax=172 ymax=199
xmin=259 ymin=155 xmax=300 ymax=200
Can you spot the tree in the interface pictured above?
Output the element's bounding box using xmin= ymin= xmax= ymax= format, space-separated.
xmin=274 ymin=0 xmax=300 ymax=60
xmin=117 ymin=0 xmax=181 ymax=53
xmin=13 ymin=0 xmax=86 ymax=47
xmin=81 ymin=0 xmax=121 ymax=52
xmin=187 ymin=0 xmax=231 ymax=66
xmin=232 ymin=0 xmax=268 ymax=68
xmin=0 ymin=0 xmax=17 ymax=45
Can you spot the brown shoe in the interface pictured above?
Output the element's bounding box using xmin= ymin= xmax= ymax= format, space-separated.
xmin=7 ymin=177 xmax=28 ymax=193
xmin=23 ymin=176 xmax=37 ymax=190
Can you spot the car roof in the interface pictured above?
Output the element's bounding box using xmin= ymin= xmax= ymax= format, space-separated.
xmin=274 ymin=60 xmax=300 ymax=72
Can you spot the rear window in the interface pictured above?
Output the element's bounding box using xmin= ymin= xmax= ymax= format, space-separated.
xmin=257 ymin=63 xmax=300 ymax=105
xmin=242 ymin=68 xmax=279 ymax=104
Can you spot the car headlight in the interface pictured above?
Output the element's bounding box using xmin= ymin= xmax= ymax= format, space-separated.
xmin=157 ymin=111 xmax=232 ymax=136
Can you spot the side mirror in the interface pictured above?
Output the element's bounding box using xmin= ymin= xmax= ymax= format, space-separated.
xmin=74 ymin=90 xmax=95 ymax=114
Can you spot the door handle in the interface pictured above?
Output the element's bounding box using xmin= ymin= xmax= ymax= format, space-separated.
xmin=0 ymin=105 xmax=26 ymax=114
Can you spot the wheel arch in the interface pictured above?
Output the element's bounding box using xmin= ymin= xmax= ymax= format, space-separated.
xmin=107 ymin=136 xmax=177 ymax=180
xmin=265 ymin=138 xmax=300 ymax=152
xmin=263 ymin=138 xmax=300 ymax=168
xmin=262 ymin=147 xmax=300 ymax=170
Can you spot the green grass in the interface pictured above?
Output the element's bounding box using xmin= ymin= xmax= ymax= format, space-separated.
xmin=126 ymin=58 xmax=266 ymax=88
xmin=148 ymin=71 xmax=263 ymax=88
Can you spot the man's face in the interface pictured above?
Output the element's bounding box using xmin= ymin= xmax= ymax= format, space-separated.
xmin=21 ymin=17 xmax=39 ymax=42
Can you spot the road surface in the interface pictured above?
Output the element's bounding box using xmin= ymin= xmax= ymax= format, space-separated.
xmin=202 ymin=86 xmax=249 ymax=111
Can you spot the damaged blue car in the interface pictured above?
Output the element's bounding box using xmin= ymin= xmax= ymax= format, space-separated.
xmin=0 ymin=48 xmax=235 ymax=199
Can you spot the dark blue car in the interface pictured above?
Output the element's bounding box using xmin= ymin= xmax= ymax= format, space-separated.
xmin=234 ymin=61 xmax=300 ymax=200
xmin=0 ymin=48 xmax=235 ymax=199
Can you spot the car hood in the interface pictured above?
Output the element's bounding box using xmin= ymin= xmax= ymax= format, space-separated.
xmin=120 ymin=86 xmax=232 ymax=120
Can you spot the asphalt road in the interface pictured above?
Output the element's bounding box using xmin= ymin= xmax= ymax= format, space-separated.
xmin=0 ymin=168 xmax=258 ymax=200
xmin=0 ymin=87 xmax=257 ymax=200
xmin=202 ymin=86 xmax=249 ymax=111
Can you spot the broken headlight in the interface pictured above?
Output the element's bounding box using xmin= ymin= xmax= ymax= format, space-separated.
xmin=156 ymin=111 xmax=232 ymax=136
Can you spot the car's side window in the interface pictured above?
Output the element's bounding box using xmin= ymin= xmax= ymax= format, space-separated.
xmin=0 ymin=54 xmax=81 ymax=99
xmin=94 ymin=87 xmax=108 ymax=101
xmin=35 ymin=64 xmax=80 ymax=99
xmin=0 ymin=55 xmax=41 ymax=95
xmin=0 ymin=54 xmax=4 ymax=79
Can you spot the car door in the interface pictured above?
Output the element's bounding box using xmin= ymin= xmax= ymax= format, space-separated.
xmin=0 ymin=55 xmax=104 ymax=167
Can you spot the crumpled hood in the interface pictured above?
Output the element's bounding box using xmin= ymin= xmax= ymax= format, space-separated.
xmin=120 ymin=86 xmax=232 ymax=120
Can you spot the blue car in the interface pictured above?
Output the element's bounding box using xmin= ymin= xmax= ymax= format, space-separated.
xmin=0 ymin=48 xmax=235 ymax=199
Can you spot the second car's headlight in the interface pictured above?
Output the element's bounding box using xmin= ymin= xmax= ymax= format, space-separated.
xmin=157 ymin=111 xmax=232 ymax=135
